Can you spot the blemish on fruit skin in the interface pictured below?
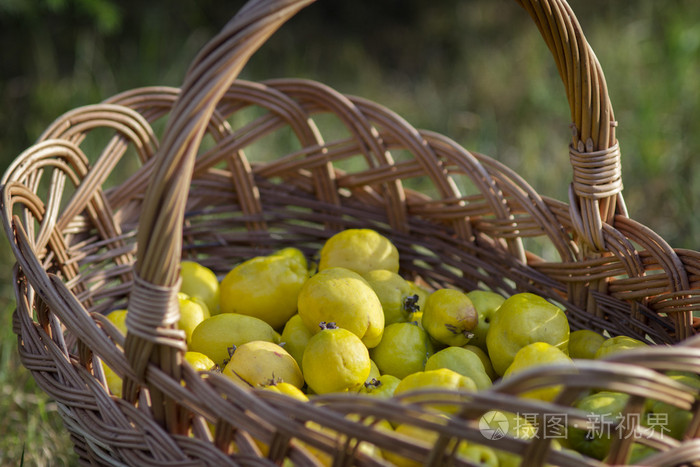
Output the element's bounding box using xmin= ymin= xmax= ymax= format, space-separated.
xmin=445 ymin=323 xmax=459 ymax=335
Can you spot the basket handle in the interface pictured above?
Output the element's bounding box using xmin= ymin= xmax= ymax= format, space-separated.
xmin=121 ymin=0 xmax=317 ymax=426
xmin=123 ymin=0 xmax=623 ymax=426
xmin=516 ymin=0 xmax=624 ymax=252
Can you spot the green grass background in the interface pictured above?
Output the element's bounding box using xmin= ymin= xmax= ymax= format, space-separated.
xmin=1 ymin=0 xmax=698 ymax=464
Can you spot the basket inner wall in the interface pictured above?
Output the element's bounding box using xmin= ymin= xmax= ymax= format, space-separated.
xmin=8 ymin=79 xmax=672 ymax=348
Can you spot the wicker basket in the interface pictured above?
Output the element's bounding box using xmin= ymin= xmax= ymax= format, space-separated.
xmin=3 ymin=0 xmax=700 ymax=465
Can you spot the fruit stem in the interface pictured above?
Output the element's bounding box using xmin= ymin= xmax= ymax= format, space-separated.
xmin=265 ymin=375 xmax=282 ymax=386
xmin=445 ymin=324 xmax=475 ymax=339
xmin=364 ymin=378 xmax=381 ymax=389
xmin=404 ymin=294 xmax=420 ymax=313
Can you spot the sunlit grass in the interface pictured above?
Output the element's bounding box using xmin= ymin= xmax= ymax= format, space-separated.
xmin=0 ymin=239 xmax=77 ymax=466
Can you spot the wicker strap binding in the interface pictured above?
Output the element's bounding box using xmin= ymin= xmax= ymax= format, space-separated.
xmin=517 ymin=0 xmax=623 ymax=252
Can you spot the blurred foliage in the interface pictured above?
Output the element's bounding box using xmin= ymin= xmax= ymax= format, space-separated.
xmin=0 ymin=0 xmax=698 ymax=464
xmin=2 ymin=0 xmax=698 ymax=246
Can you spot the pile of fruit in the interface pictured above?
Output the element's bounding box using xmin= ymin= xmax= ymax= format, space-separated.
xmin=100 ymin=228 xmax=696 ymax=466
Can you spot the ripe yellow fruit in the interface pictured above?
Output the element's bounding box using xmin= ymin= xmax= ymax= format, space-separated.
xmin=369 ymin=321 xmax=433 ymax=379
xmin=487 ymin=411 xmax=538 ymax=467
xmin=302 ymin=324 xmax=371 ymax=394
xmin=189 ymin=313 xmax=279 ymax=367
xmin=486 ymin=293 xmax=569 ymax=376
xmin=222 ymin=340 xmax=304 ymax=389
xmin=106 ymin=309 xmax=128 ymax=334
xmin=178 ymin=292 xmax=210 ymax=345
xmin=298 ymin=267 xmax=384 ymax=348
xmin=101 ymin=362 xmax=123 ymax=397
xmin=180 ymin=260 xmax=220 ymax=314
xmin=303 ymin=419 xmax=385 ymax=466
xmin=395 ymin=368 xmax=477 ymax=395
xmin=462 ymin=344 xmax=498 ymax=381
xmin=424 ymin=346 xmax=492 ymax=390
xmin=567 ymin=391 xmax=630 ymax=460
xmin=100 ymin=309 xmax=128 ymax=397
xmin=407 ymin=310 xmax=424 ymax=329
xmin=367 ymin=359 xmax=381 ymax=381
xmin=382 ymin=423 xmax=440 ymax=467
xmin=356 ymin=358 xmax=382 ymax=393
xmin=318 ymin=229 xmax=399 ymax=275
xmin=502 ymin=342 xmax=575 ymax=402
xmin=362 ymin=269 xmax=413 ymax=325
xmin=359 ymin=374 xmax=401 ymax=398
xmin=383 ymin=421 xmax=492 ymax=467
xmin=394 ymin=368 xmax=477 ymax=413
xmin=422 ymin=288 xmax=478 ymax=346
xmin=569 ymin=329 xmax=607 ymax=359
xmin=184 ymin=351 xmax=217 ymax=371
xmin=464 ymin=290 xmax=505 ymax=352
xmin=279 ymin=313 xmax=313 ymax=368
xmin=260 ymin=381 xmax=309 ymax=402
xmin=460 ymin=444 xmax=499 ymax=467
xmin=594 ymin=335 xmax=647 ymax=359
xmin=220 ymin=247 xmax=309 ymax=329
